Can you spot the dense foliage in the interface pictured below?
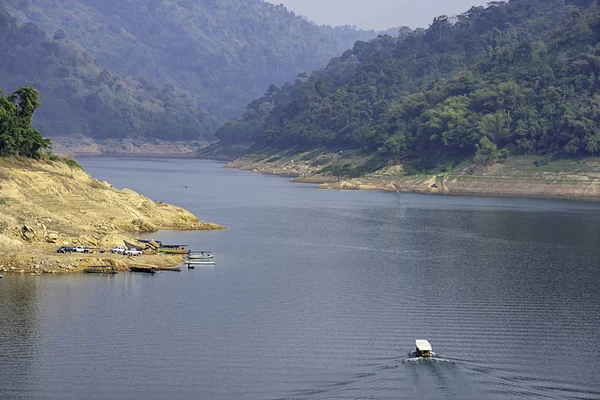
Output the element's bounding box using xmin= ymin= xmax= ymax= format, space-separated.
xmin=0 ymin=87 xmax=51 ymax=157
xmin=6 ymin=0 xmax=393 ymax=121
xmin=218 ymin=0 xmax=600 ymax=162
xmin=0 ymin=11 xmax=219 ymax=141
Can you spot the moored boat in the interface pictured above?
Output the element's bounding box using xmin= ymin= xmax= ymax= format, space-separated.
xmin=158 ymin=244 xmax=189 ymax=254
xmin=157 ymin=266 xmax=182 ymax=272
xmin=187 ymin=251 xmax=214 ymax=260
xmin=130 ymin=265 xmax=159 ymax=274
xmin=415 ymin=340 xmax=433 ymax=357
xmin=186 ymin=260 xmax=216 ymax=265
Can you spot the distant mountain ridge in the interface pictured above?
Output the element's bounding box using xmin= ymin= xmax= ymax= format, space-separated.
xmin=0 ymin=10 xmax=219 ymax=142
xmin=6 ymin=0 xmax=392 ymax=129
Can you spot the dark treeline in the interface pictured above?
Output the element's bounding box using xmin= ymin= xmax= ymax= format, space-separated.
xmin=0 ymin=87 xmax=50 ymax=157
xmin=217 ymin=0 xmax=600 ymax=164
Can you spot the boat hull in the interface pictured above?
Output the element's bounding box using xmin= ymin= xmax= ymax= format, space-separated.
xmin=130 ymin=266 xmax=158 ymax=274
xmin=186 ymin=261 xmax=216 ymax=266
xmin=187 ymin=255 xmax=214 ymax=260
xmin=157 ymin=266 xmax=182 ymax=272
xmin=158 ymin=249 xmax=189 ymax=254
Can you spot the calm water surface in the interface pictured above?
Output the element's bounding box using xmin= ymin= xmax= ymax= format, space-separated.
xmin=1 ymin=157 xmax=600 ymax=400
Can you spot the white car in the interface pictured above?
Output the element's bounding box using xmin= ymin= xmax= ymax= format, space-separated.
xmin=110 ymin=246 xmax=126 ymax=254
xmin=124 ymin=249 xmax=143 ymax=256
xmin=72 ymin=246 xmax=90 ymax=253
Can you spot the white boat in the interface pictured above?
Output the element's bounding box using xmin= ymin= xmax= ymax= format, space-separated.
xmin=185 ymin=260 xmax=216 ymax=266
xmin=187 ymin=252 xmax=214 ymax=260
xmin=415 ymin=340 xmax=432 ymax=357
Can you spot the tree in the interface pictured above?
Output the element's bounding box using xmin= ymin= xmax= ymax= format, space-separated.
xmin=11 ymin=87 xmax=41 ymax=126
xmin=474 ymin=137 xmax=497 ymax=169
xmin=0 ymin=87 xmax=51 ymax=158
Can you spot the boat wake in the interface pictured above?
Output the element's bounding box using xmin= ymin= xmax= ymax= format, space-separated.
xmin=403 ymin=353 xmax=455 ymax=364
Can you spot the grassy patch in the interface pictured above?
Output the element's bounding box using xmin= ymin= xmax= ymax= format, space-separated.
xmin=63 ymin=158 xmax=82 ymax=170
xmin=38 ymin=151 xmax=60 ymax=162
xmin=301 ymin=150 xmax=323 ymax=161
xmin=320 ymin=157 xmax=384 ymax=179
xmin=266 ymin=155 xmax=284 ymax=163
xmin=310 ymin=157 xmax=332 ymax=167
xmin=0 ymin=198 xmax=6 ymax=206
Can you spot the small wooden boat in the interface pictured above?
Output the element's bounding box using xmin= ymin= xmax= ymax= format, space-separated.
xmin=158 ymin=244 xmax=189 ymax=254
xmin=130 ymin=265 xmax=158 ymax=274
xmin=84 ymin=266 xmax=117 ymax=274
xmin=157 ymin=266 xmax=182 ymax=272
xmin=415 ymin=340 xmax=433 ymax=358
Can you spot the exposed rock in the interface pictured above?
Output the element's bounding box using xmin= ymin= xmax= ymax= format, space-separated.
xmin=21 ymin=225 xmax=36 ymax=241
xmin=131 ymin=219 xmax=156 ymax=232
xmin=45 ymin=232 xmax=59 ymax=243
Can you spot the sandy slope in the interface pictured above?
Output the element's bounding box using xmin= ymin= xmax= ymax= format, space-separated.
xmin=0 ymin=157 xmax=223 ymax=274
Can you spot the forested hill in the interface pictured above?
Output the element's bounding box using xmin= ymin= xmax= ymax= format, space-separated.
xmin=217 ymin=0 xmax=600 ymax=164
xmin=6 ymin=0 xmax=392 ymax=121
xmin=0 ymin=11 xmax=218 ymax=141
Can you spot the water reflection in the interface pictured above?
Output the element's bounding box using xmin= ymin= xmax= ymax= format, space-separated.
xmin=0 ymin=276 xmax=41 ymax=398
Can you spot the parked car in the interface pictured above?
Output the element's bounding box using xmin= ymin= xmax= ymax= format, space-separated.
xmin=110 ymin=247 xmax=126 ymax=254
xmin=57 ymin=246 xmax=74 ymax=253
xmin=72 ymin=246 xmax=90 ymax=253
xmin=124 ymin=249 xmax=143 ymax=256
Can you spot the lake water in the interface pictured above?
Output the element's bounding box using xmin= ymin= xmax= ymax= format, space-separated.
xmin=1 ymin=157 xmax=600 ymax=400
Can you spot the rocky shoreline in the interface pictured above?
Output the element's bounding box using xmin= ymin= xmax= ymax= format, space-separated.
xmin=0 ymin=249 xmax=186 ymax=275
xmin=226 ymin=151 xmax=600 ymax=199
xmin=0 ymin=157 xmax=224 ymax=274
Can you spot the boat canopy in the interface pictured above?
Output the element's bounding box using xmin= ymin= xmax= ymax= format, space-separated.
xmin=415 ymin=340 xmax=432 ymax=352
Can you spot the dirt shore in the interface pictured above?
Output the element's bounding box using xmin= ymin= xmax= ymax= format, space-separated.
xmin=226 ymin=149 xmax=600 ymax=199
xmin=0 ymin=157 xmax=224 ymax=274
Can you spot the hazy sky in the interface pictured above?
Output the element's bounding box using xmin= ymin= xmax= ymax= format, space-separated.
xmin=266 ymin=0 xmax=489 ymax=30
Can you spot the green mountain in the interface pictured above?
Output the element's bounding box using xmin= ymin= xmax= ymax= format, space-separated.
xmin=7 ymin=0 xmax=392 ymax=123
xmin=217 ymin=0 xmax=600 ymax=167
xmin=0 ymin=11 xmax=218 ymax=141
